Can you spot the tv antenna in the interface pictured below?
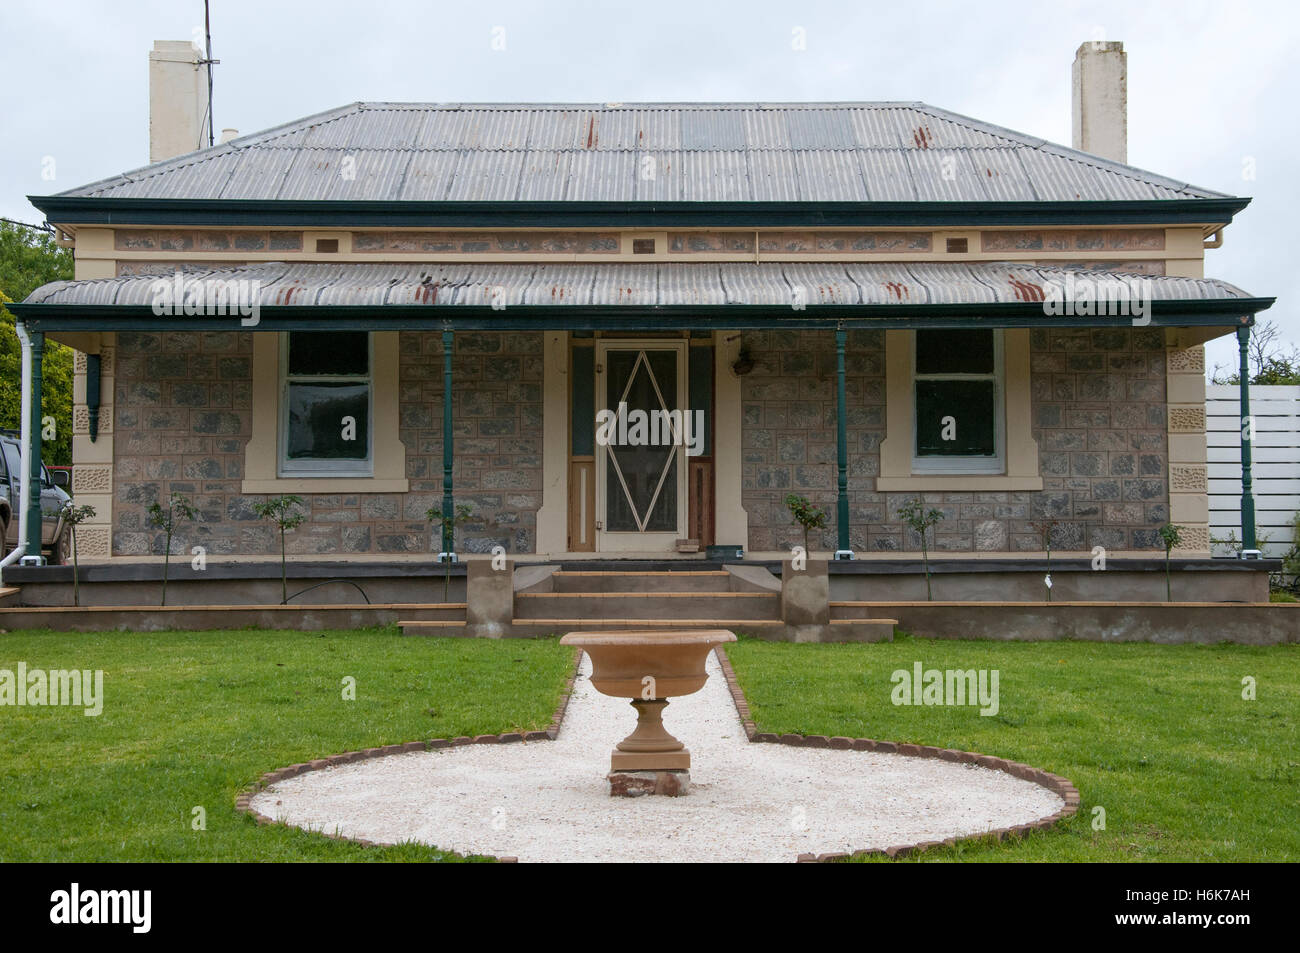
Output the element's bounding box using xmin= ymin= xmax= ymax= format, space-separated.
xmin=197 ymin=0 xmax=219 ymax=148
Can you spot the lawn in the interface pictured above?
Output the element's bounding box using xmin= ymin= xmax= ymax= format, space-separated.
xmin=5 ymin=626 xmax=1295 ymax=863
xmin=724 ymin=634 xmax=1300 ymax=861
xmin=0 ymin=626 xmax=574 ymax=861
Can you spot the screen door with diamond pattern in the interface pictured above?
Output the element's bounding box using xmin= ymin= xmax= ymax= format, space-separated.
xmin=596 ymin=341 xmax=688 ymax=551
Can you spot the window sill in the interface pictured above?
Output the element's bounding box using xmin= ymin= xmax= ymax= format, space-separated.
xmin=875 ymin=475 xmax=1044 ymax=492
xmin=241 ymin=477 xmax=409 ymax=494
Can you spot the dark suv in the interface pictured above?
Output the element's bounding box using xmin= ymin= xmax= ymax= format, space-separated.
xmin=0 ymin=431 xmax=71 ymax=563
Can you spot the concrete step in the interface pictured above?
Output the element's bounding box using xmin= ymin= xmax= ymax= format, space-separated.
xmin=396 ymin=620 xmax=469 ymax=637
xmin=827 ymin=618 xmax=897 ymax=642
xmin=513 ymin=591 xmax=780 ymax=620
xmin=508 ymin=618 xmax=785 ymax=637
xmin=831 ymin=601 xmax=903 ymax=621
xmin=548 ymin=570 xmax=733 ymax=593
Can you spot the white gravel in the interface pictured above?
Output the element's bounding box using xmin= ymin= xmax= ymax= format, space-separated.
xmin=252 ymin=652 xmax=1063 ymax=862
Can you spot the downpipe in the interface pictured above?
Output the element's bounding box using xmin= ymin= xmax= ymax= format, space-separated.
xmin=0 ymin=322 xmax=34 ymax=581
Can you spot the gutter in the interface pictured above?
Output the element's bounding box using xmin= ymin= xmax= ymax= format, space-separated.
xmin=26 ymin=196 xmax=1254 ymax=230
xmin=5 ymin=297 xmax=1276 ymax=334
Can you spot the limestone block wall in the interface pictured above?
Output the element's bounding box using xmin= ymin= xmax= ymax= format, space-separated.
xmin=109 ymin=330 xmax=542 ymax=557
xmin=70 ymin=339 xmax=115 ymax=557
xmin=397 ymin=331 xmax=544 ymax=554
xmin=1027 ymin=326 xmax=1170 ymax=552
xmin=740 ymin=330 xmax=885 ymax=553
xmin=739 ymin=326 xmax=1172 ymax=553
xmin=1165 ymin=343 xmax=1211 ymax=554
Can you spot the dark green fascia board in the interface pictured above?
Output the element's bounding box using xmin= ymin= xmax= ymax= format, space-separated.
xmin=7 ymin=298 xmax=1272 ymax=333
xmin=28 ymin=196 xmax=1251 ymax=229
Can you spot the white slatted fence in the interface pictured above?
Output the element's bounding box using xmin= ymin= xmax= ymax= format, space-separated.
xmin=1206 ymin=384 xmax=1300 ymax=557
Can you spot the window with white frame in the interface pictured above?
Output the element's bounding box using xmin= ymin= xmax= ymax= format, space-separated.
xmin=912 ymin=328 xmax=1004 ymax=473
xmin=279 ymin=331 xmax=372 ymax=476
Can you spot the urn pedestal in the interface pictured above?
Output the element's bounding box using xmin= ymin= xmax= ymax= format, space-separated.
xmin=559 ymin=629 xmax=737 ymax=796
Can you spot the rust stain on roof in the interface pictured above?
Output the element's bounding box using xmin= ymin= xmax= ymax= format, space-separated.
xmin=1007 ymin=277 xmax=1045 ymax=302
xmin=415 ymin=278 xmax=438 ymax=304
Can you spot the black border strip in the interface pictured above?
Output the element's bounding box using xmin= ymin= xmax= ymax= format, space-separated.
xmin=30 ymin=196 xmax=1251 ymax=229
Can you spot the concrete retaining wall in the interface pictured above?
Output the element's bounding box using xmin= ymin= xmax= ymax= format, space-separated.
xmin=0 ymin=603 xmax=464 ymax=633
xmin=876 ymin=602 xmax=1298 ymax=645
xmin=6 ymin=561 xmax=468 ymax=607
xmin=827 ymin=564 xmax=1270 ymax=603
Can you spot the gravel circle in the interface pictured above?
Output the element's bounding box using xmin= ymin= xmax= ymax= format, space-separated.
xmin=252 ymin=652 xmax=1064 ymax=862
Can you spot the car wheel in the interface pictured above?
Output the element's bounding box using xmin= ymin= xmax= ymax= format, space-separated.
xmin=50 ymin=523 xmax=71 ymax=565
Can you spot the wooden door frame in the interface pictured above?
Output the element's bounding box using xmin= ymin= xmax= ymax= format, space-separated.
xmin=595 ymin=339 xmax=689 ymax=552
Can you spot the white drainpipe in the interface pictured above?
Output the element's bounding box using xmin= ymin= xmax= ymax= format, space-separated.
xmin=0 ymin=322 xmax=34 ymax=580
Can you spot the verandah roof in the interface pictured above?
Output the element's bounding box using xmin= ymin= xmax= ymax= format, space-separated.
xmin=11 ymin=260 xmax=1271 ymax=332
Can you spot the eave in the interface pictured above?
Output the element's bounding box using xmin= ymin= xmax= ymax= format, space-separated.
xmin=27 ymin=196 xmax=1252 ymax=231
xmin=5 ymin=298 xmax=1273 ymax=334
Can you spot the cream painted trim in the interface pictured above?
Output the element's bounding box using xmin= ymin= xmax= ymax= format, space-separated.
xmin=878 ymin=328 xmax=1042 ymax=492
xmin=713 ymin=331 xmax=749 ymax=545
xmin=876 ymin=476 xmax=1045 ymax=491
xmin=535 ymin=331 xmax=570 ymax=554
xmin=72 ymin=228 xmax=116 ymax=280
xmin=620 ymin=231 xmax=667 ymax=256
xmin=70 ymin=331 xmax=115 ymax=556
xmin=242 ymin=478 xmax=410 ymax=493
xmin=241 ymin=331 xmax=408 ymax=495
xmin=1165 ymin=334 xmax=1211 ymax=555
xmin=303 ymin=230 xmax=353 ymax=255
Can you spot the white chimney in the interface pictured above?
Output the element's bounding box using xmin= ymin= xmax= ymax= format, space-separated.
xmin=149 ymin=40 xmax=210 ymax=162
xmin=220 ymin=128 xmax=239 ymax=144
xmin=1071 ymin=40 xmax=1127 ymax=163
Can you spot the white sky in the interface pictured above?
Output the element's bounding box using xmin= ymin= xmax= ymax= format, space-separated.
xmin=2 ymin=0 xmax=1295 ymax=372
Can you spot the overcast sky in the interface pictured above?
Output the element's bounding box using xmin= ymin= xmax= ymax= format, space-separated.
xmin=2 ymin=0 xmax=1295 ymax=372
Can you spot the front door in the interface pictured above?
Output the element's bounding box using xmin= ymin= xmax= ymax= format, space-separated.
xmin=596 ymin=341 xmax=688 ymax=552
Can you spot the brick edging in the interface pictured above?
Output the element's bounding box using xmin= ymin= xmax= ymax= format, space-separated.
xmin=233 ymin=647 xmax=584 ymax=863
xmin=712 ymin=646 xmax=1081 ymax=863
xmin=236 ymin=646 xmax=1078 ymax=864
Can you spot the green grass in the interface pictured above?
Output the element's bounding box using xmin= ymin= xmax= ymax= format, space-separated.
xmin=0 ymin=626 xmax=573 ymax=861
xmin=725 ymin=633 xmax=1300 ymax=861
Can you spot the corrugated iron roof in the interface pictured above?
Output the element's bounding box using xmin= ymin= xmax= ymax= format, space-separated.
xmin=55 ymin=102 xmax=1231 ymax=203
xmin=23 ymin=261 xmax=1252 ymax=309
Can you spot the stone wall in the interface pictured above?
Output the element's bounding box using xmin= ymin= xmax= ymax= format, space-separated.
xmin=1027 ymin=326 xmax=1168 ymax=552
xmin=739 ymin=326 xmax=1169 ymax=553
xmin=397 ymin=331 xmax=543 ymax=554
xmin=111 ymin=330 xmax=542 ymax=557
xmin=740 ymin=330 xmax=886 ymax=553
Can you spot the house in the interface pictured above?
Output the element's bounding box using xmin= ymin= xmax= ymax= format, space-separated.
xmin=5 ymin=40 xmax=1278 ymax=611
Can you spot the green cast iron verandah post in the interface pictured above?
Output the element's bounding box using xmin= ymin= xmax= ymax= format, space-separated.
xmin=25 ymin=327 xmax=45 ymax=558
xmin=441 ymin=329 xmax=454 ymax=556
xmin=835 ymin=328 xmax=852 ymax=558
xmin=1237 ymin=324 xmax=1257 ymax=551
